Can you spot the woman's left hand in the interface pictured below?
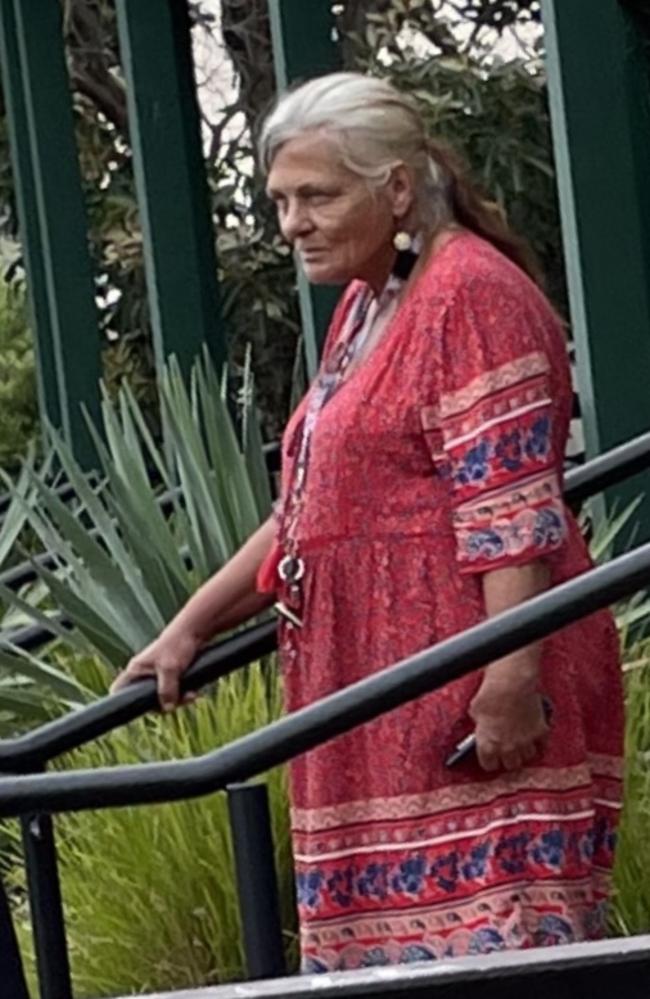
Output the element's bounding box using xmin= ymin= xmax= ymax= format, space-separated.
xmin=468 ymin=681 xmax=549 ymax=773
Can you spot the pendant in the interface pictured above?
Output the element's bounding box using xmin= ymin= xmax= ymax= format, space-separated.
xmin=274 ymin=601 xmax=303 ymax=629
xmin=278 ymin=554 xmax=305 ymax=583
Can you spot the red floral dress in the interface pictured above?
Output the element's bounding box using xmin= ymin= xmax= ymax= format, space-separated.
xmin=273 ymin=232 xmax=623 ymax=972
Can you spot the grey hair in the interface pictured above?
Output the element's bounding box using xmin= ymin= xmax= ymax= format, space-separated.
xmin=258 ymin=72 xmax=453 ymax=232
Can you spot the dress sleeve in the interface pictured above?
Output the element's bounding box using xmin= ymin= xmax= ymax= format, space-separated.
xmin=422 ymin=274 xmax=569 ymax=574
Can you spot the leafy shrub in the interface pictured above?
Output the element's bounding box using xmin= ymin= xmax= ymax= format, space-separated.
xmin=7 ymin=662 xmax=296 ymax=997
xmin=0 ymin=345 xmax=289 ymax=995
xmin=0 ymin=282 xmax=39 ymax=472
xmin=0 ymin=2 xmax=565 ymax=440
xmin=0 ymin=350 xmax=270 ymax=681
xmin=350 ymin=5 xmax=566 ymax=312
xmin=613 ymin=648 xmax=650 ymax=935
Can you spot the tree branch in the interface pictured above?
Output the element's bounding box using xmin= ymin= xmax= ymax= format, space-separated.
xmin=70 ymin=65 xmax=128 ymax=134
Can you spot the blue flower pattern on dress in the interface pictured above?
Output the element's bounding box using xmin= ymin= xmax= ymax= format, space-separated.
xmin=360 ymin=947 xmax=392 ymax=967
xmin=399 ymin=944 xmax=437 ymax=964
xmin=466 ymin=529 xmax=505 ymax=560
xmin=327 ymin=867 xmax=356 ymax=908
xmin=392 ymin=855 xmax=427 ymax=895
xmin=303 ymin=915 xmax=577 ymax=973
xmin=453 ymin=412 xmax=553 ymax=488
xmin=525 ymin=415 xmax=552 ymax=460
xmin=298 ymin=817 xmax=616 ymax=973
xmin=531 ymin=829 xmax=565 ymax=868
xmin=357 ymin=862 xmax=390 ymax=901
xmin=461 ymin=843 xmax=491 ymax=880
xmin=468 ymin=927 xmax=508 ymax=955
xmin=593 ymin=816 xmax=617 ymax=857
xmin=297 ymin=870 xmax=325 ymax=909
xmin=495 ymin=833 xmax=533 ymax=875
xmin=495 ymin=429 xmax=523 ymax=472
xmin=533 ymin=508 xmax=565 ymax=547
xmin=451 ymin=408 xmax=566 ymax=562
xmin=453 ymin=440 xmax=492 ymax=486
xmin=533 ymin=914 xmax=575 ymax=947
xmin=298 ymin=823 xmax=618 ymax=915
xmin=430 ymin=851 xmax=461 ymax=893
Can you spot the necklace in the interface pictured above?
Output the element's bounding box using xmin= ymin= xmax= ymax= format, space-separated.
xmin=273 ymin=270 xmax=406 ymax=628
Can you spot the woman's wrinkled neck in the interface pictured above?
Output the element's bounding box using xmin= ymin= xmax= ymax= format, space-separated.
xmin=360 ymin=242 xmax=399 ymax=296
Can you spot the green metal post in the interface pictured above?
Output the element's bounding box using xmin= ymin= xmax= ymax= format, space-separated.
xmin=11 ymin=0 xmax=102 ymax=469
xmin=268 ymin=0 xmax=342 ymax=377
xmin=541 ymin=1 xmax=650 ymax=533
xmin=0 ymin=0 xmax=60 ymax=433
xmin=115 ymin=0 xmax=225 ymax=381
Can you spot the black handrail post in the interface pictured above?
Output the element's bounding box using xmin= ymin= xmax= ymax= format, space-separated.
xmin=0 ymin=871 xmax=30 ymax=999
xmin=21 ymin=809 xmax=73 ymax=999
xmin=227 ymin=782 xmax=287 ymax=980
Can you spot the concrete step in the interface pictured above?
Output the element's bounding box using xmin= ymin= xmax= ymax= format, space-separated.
xmin=116 ymin=935 xmax=650 ymax=999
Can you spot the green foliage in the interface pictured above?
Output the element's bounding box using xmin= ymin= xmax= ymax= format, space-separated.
xmin=612 ymin=645 xmax=650 ymax=935
xmin=0 ymin=282 xmax=39 ymax=472
xmin=350 ymin=3 xmax=566 ymax=311
xmin=7 ymin=661 xmax=297 ymax=996
xmin=0 ymin=0 xmax=563 ymax=439
xmin=579 ymin=496 xmax=650 ymax=934
xmin=0 ymin=349 xmax=270 ymax=736
xmin=0 ymin=345 xmax=284 ymax=994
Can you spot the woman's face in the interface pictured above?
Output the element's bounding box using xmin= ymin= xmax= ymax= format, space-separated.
xmin=266 ymin=132 xmax=411 ymax=289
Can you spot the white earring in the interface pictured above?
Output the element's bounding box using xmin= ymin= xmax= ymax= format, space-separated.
xmin=393 ymin=230 xmax=413 ymax=252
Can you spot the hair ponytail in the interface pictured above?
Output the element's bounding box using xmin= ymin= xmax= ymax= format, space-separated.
xmin=426 ymin=140 xmax=544 ymax=287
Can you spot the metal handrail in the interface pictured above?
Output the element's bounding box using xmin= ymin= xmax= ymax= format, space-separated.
xmin=1 ymin=427 xmax=649 ymax=650
xmin=0 ymin=619 xmax=277 ymax=773
xmin=0 ymin=537 xmax=648 ymax=817
xmin=0 ymin=430 xmax=648 ymax=773
xmin=563 ymin=429 xmax=650 ymax=503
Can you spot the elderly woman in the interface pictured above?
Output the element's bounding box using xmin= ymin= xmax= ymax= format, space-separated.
xmin=113 ymin=73 xmax=623 ymax=971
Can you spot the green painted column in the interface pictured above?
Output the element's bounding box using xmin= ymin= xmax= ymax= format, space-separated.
xmin=541 ymin=1 xmax=650 ymax=531
xmin=268 ymin=0 xmax=342 ymax=377
xmin=11 ymin=0 xmax=102 ymax=469
xmin=0 ymin=0 xmax=60 ymax=433
xmin=115 ymin=0 xmax=225 ymax=380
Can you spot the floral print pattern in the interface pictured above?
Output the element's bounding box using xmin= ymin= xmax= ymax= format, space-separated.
xmin=442 ymin=364 xmax=566 ymax=570
xmin=273 ymin=233 xmax=624 ymax=973
xmin=297 ymin=820 xmax=619 ymax=914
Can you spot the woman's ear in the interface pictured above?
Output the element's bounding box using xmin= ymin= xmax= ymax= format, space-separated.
xmin=387 ymin=162 xmax=415 ymax=222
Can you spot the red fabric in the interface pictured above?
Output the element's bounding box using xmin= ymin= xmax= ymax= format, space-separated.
xmin=274 ymin=233 xmax=623 ymax=972
xmin=256 ymin=540 xmax=283 ymax=594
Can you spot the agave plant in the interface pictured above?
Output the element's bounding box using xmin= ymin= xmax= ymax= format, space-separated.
xmin=0 ymin=353 xmax=291 ymax=996
xmin=0 ymin=349 xmax=272 ymax=732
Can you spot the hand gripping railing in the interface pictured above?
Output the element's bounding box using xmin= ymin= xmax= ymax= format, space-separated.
xmin=3 ymin=428 xmax=650 ymax=661
xmin=2 ymin=540 xmax=650 ymax=998
xmin=0 ymin=619 xmax=279 ymax=999
xmin=1 ymin=538 xmax=649 ymax=815
xmin=0 ymin=619 xmax=278 ymax=774
xmin=1 ymin=429 xmax=650 ymax=999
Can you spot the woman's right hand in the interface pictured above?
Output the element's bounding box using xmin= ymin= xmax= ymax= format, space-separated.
xmin=109 ymin=517 xmax=278 ymax=711
xmin=110 ymin=627 xmax=202 ymax=712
